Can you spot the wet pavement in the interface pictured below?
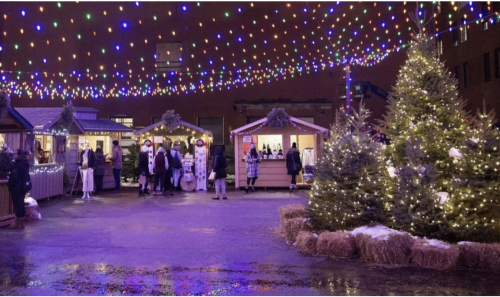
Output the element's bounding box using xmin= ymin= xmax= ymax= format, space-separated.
xmin=1 ymin=188 xmax=500 ymax=296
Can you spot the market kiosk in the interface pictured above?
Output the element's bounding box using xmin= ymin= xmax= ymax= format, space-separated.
xmin=231 ymin=116 xmax=328 ymax=189
xmin=134 ymin=120 xmax=213 ymax=191
xmin=0 ymin=107 xmax=33 ymax=227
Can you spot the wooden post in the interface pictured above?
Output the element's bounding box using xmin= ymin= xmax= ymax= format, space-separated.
xmin=234 ymin=134 xmax=239 ymax=189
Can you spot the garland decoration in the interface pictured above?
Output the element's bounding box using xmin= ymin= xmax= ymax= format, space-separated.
xmin=162 ymin=110 xmax=181 ymax=130
xmin=0 ymin=90 xmax=11 ymax=121
xmin=61 ymin=101 xmax=75 ymax=129
xmin=267 ymin=108 xmax=290 ymax=129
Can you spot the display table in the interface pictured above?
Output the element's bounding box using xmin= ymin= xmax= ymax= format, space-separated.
xmin=238 ymin=159 xmax=304 ymax=188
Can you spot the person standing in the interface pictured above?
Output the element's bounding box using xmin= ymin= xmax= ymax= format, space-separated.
xmin=286 ymin=142 xmax=302 ymax=192
xmin=138 ymin=146 xmax=151 ymax=196
xmin=7 ymin=149 xmax=31 ymax=229
xmin=153 ymin=147 xmax=169 ymax=196
xmin=245 ymin=143 xmax=261 ymax=193
xmin=110 ymin=140 xmax=123 ymax=192
xmin=163 ymin=148 xmax=174 ymax=196
xmin=171 ymin=143 xmax=183 ymax=191
xmin=212 ymin=146 xmax=228 ymax=200
xmin=93 ymin=146 xmax=106 ymax=195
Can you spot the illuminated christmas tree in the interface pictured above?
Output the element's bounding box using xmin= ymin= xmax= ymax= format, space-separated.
xmin=307 ymin=103 xmax=386 ymax=231
xmin=447 ymin=107 xmax=500 ymax=242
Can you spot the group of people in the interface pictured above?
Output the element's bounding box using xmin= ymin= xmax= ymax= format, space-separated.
xmin=137 ymin=142 xmax=183 ymax=197
xmin=244 ymin=142 xmax=302 ymax=193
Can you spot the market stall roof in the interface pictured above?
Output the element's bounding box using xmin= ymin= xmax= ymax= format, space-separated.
xmin=134 ymin=120 xmax=213 ymax=136
xmin=78 ymin=119 xmax=133 ymax=133
xmin=0 ymin=107 xmax=34 ymax=133
xmin=231 ymin=116 xmax=328 ymax=135
xmin=16 ymin=107 xmax=85 ymax=134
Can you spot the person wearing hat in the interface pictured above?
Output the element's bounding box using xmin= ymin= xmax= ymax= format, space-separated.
xmin=171 ymin=142 xmax=183 ymax=191
xmin=7 ymin=149 xmax=31 ymax=229
xmin=110 ymin=140 xmax=123 ymax=192
xmin=153 ymin=147 xmax=169 ymax=196
xmin=93 ymin=145 xmax=106 ymax=195
xmin=244 ymin=143 xmax=261 ymax=193
xmin=286 ymin=142 xmax=302 ymax=193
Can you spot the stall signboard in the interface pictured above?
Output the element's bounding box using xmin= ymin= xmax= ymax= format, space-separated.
xmin=153 ymin=136 xmax=163 ymax=144
xmin=78 ymin=136 xmax=86 ymax=146
xmin=242 ymin=136 xmax=252 ymax=143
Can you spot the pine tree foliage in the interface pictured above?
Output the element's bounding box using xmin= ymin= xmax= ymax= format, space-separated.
xmin=381 ymin=37 xmax=470 ymax=193
xmin=448 ymin=108 xmax=500 ymax=242
xmin=122 ymin=141 xmax=141 ymax=183
xmin=307 ymin=103 xmax=386 ymax=231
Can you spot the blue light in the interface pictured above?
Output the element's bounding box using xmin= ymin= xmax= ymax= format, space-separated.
xmin=328 ymin=30 xmax=333 ymax=35
xmin=21 ymin=10 xmax=26 ymax=16
xmin=1 ymin=76 xmax=5 ymax=81
xmin=330 ymin=8 xmax=334 ymax=13
xmin=382 ymin=22 xmax=386 ymax=27
xmin=115 ymin=45 xmax=120 ymax=50
xmin=354 ymin=31 xmax=358 ymax=35
xmin=135 ymin=2 xmax=139 ymax=6
xmin=303 ymin=8 xmax=307 ymax=12
xmin=36 ymin=25 xmax=41 ymax=31
xmin=182 ymin=5 xmax=187 ymax=11
xmin=217 ymin=34 xmax=221 ymax=39
xmin=238 ymin=37 xmax=242 ymax=42
xmin=391 ymin=15 xmax=395 ymax=20
xmin=0 ymin=46 xmax=2 ymax=51
xmin=43 ymin=58 xmax=47 ymax=63
xmin=237 ymin=7 xmax=242 ymax=12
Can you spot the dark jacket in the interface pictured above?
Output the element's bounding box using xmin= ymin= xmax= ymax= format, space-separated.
xmin=111 ymin=145 xmax=123 ymax=169
xmin=80 ymin=148 xmax=96 ymax=169
xmin=165 ymin=151 xmax=174 ymax=174
xmin=8 ymin=154 xmax=30 ymax=195
xmin=154 ymin=152 xmax=168 ymax=173
xmin=213 ymin=146 xmax=227 ymax=179
xmin=139 ymin=152 xmax=150 ymax=176
xmin=286 ymin=148 xmax=302 ymax=175
xmin=94 ymin=149 xmax=106 ymax=176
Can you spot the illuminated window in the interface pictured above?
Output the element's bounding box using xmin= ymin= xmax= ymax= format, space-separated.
xmin=460 ymin=18 xmax=467 ymax=43
xmin=155 ymin=42 xmax=182 ymax=72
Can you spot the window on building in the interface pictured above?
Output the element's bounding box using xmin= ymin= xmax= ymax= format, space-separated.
xmin=463 ymin=62 xmax=469 ymax=88
xmin=481 ymin=3 xmax=490 ymax=31
xmin=155 ymin=42 xmax=182 ymax=72
xmin=437 ymin=37 xmax=443 ymax=55
xmin=460 ymin=18 xmax=467 ymax=43
xmin=495 ymin=48 xmax=500 ymax=79
xmin=198 ymin=117 xmax=224 ymax=145
xmin=455 ymin=66 xmax=460 ymax=88
xmin=484 ymin=53 xmax=491 ymax=82
xmin=452 ymin=22 xmax=459 ymax=46
xmin=110 ymin=116 xmax=134 ymax=128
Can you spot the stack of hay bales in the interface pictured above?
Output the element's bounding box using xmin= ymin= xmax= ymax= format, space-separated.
xmin=411 ymin=239 xmax=459 ymax=270
xmin=278 ymin=204 xmax=309 ymax=243
xmin=316 ymin=231 xmax=357 ymax=258
xmin=458 ymin=242 xmax=500 ymax=271
xmin=352 ymin=225 xmax=415 ymax=267
xmin=296 ymin=231 xmax=318 ymax=254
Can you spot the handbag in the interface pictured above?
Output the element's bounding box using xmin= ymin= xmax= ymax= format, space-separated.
xmin=172 ymin=152 xmax=183 ymax=169
xmin=138 ymin=174 xmax=146 ymax=184
xmin=208 ymin=171 xmax=216 ymax=181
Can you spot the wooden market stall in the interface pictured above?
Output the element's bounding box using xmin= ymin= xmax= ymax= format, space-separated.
xmin=134 ymin=120 xmax=213 ymax=191
xmin=0 ymin=107 xmax=34 ymax=227
xmin=231 ymin=117 xmax=328 ymax=189
xmin=66 ymin=107 xmax=134 ymax=192
xmin=16 ymin=107 xmax=85 ymax=200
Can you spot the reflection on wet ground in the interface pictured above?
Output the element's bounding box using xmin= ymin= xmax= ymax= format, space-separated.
xmin=1 ymin=189 xmax=500 ymax=295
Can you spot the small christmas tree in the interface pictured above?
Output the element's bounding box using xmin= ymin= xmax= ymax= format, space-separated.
xmin=307 ymin=103 xmax=386 ymax=231
xmin=447 ymin=107 xmax=500 ymax=242
xmin=0 ymin=144 xmax=14 ymax=179
xmin=121 ymin=141 xmax=140 ymax=183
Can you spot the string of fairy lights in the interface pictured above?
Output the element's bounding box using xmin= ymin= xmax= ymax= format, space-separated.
xmin=0 ymin=1 xmax=498 ymax=99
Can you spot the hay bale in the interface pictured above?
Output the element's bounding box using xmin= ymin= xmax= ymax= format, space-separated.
xmin=278 ymin=204 xmax=305 ymax=226
xmin=296 ymin=231 xmax=318 ymax=254
xmin=411 ymin=239 xmax=459 ymax=270
xmin=353 ymin=225 xmax=415 ymax=267
xmin=316 ymin=231 xmax=356 ymax=258
xmin=458 ymin=242 xmax=500 ymax=271
xmin=283 ymin=217 xmax=310 ymax=242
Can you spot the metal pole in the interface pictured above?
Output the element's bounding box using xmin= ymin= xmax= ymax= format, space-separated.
xmin=345 ymin=63 xmax=351 ymax=114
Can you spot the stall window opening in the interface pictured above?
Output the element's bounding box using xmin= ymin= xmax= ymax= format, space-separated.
xmin=35 ymin=135 xmax=53 ymax=164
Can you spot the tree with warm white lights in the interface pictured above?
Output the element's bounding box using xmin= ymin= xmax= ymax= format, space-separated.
xmin=307 ymin=104 xmax=386 ymax=231
xmin=447 ymin=107 xmax=500 ymax=243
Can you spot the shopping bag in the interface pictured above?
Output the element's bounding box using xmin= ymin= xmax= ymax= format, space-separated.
xmin=139 ymin=175 xmax=146 ymax=184
xmin=208 ymin=171 xmax=216 ymax=181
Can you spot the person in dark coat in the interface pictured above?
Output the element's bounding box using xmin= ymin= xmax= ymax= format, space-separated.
xmin=286 ymin=142 xmax=302 ymax=192
xmin=138 ymin=146 xmax=151 ymax=196
xmin=7 ymin=149 xmax=31 ymax=229
xmin=212 ymin=146 xmax=228 ymax=200
xmin=93 ymin=146 xmax=106 ymax=195
xmin=153 ymin=147 xmax=169 ymax=196
xmin=163 ymin=148 xmax=174 ymax=196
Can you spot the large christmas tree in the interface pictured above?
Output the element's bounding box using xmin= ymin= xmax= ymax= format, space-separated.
xmin=308 ymin=103 xmax=386 ymax=231
xmin=381 ymin=30 xmax=471 ymax=238
xmin=447 ymin=107 xmax=500 ymax=242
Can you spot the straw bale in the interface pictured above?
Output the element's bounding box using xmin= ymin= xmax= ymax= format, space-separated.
xmin=283 ymin=217 xmax=310 ymax=242
xmin=411 ymin=239 xmax=459 ymax=270
xmin=316 ymin=231 xmax=357 ymax=258
xmin=278 ymin=204 xmax=305 ymax=226
xmin=353 ymin=226 xmax=414 ymax=267
xmin=458 ymin=242 xmax=500 ymax=271
xmin=296 ymin=231 xmax=318 ymax=254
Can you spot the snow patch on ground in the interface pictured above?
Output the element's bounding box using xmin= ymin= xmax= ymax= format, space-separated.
xmin=423 ymin=239 xmax=450 ymax=249
xmin=351 ymin=225 xmax=406 ymax=240
xmin=457 ymin=241 xmax=474 ymax=245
